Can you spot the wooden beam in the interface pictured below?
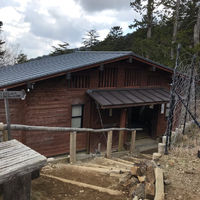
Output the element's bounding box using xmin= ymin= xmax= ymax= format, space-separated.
xmin=1 ymin=123 xmax=142 ymax=133
xmin=41 ymin=174 xmax=123 ymax=196
xmin=106 ymin=131 xmax=112 ymax=158
xmin=3 ymin=173 xmax=31 ymax=200
xmin=70 ymin=132 xmax=76 ymax=164
xmin=154 ymin=168 xmax=164 ymax=200
xmin=118 ymin=109 xmax=127 ymax=151
xmin=130 ymin=130 xmax=136 ymax=154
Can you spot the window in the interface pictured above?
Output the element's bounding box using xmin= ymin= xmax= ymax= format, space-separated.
xmin=71 ymin=105 xmax=84 ymax=128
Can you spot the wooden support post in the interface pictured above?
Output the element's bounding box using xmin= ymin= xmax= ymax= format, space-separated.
xmin=118 ymin=130 xmax=124 ymax=152
xmin=106 ymin=131 xmax=112 ymax=158
xmin=118 ymin=109 xmax=127 ymax=152
xmin=130 ymin=130 xmax=136 ymax=154
xmin=70 ymin=131 xmax=77 ymax=164
xmin=0 ymin=122 xmax=3 ymax=142
xmin=3 ymin=173 xmax=31 ymax=200
xmin=3 ymin=90 xmax=11 ymax=140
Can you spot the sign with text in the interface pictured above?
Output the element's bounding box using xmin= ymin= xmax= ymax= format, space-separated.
xmin=0 ymin=90 xmax=26 ymax=100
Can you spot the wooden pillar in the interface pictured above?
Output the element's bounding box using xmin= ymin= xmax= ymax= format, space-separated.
xmin=106 ymin=131 xmax=113 ymax=158
xmin=70 ymin=131 xmax=77 ymax=164
xmin=0 ymin=122 xmax=3 ymax=142
xmin=3 ymin=173 xmax=31 ymax=200
xmin=130 ymin=130 xmax=136 ymax=154
xmin=118 ymin=109 xmax=127 ymax=151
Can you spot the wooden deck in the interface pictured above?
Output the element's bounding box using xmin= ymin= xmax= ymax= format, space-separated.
xmin=0 ymin=139 xmax=47 ymax=184
xmin=0 ymin=139 xmax=47 ymax=200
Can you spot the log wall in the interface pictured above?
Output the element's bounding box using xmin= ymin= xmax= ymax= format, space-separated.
xmin=0 ymin=59 xmax=171 ymax=156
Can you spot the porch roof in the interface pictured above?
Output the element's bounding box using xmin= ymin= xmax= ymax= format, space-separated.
xmin=87 ymin=88 xmax=170 ymax=109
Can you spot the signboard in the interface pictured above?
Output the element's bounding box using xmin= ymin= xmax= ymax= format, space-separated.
xmin=0 ymin=90 xmax=26 ymax=100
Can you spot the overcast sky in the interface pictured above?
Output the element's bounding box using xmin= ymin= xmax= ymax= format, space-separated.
xmin=0 ymin=0 xmax=138 ymax=58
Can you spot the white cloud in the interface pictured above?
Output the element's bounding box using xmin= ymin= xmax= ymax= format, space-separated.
xmin=0 ymin=0 xmax=137 ymax=58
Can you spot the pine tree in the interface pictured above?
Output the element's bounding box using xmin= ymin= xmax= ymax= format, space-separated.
xmin=0 ymin=21 xmax=5 ymax=60
xmin=16 ymin=53 xmax=28 ymax=64
xmin=106 ymin=26 xmax=123 ymax=40
xmin=82 ymin=29 xmax=99 ymax=49
xmin=50 ymin=42 xmax=72 ymax=56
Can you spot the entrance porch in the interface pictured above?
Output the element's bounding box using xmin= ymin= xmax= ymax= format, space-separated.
xmin=87 ymin=88 xmax=170 ymax=152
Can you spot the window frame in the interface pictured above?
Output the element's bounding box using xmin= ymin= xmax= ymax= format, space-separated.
xmin=71 ymin=104 xmax=84 ymax=128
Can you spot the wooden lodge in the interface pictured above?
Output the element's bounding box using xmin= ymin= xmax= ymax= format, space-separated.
xmin=0 ymin=51 xmax=173 ymax=157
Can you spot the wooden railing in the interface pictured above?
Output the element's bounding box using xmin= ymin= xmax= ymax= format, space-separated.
xmin=0 ymin=123 xmax=142 ymax=163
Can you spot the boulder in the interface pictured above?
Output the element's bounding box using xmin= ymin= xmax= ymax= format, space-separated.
xmin=145 ymin=182 xmax=155 ymax=200
xmin=152 ymin=153 xmax=162 ymax=161
xmin=131 ymin=165 xmax=142 ymax=176
xmin=146 ymin=165 xmax=155 ymax=184
xmin=138 ymin=176 xmax=146 ymax=183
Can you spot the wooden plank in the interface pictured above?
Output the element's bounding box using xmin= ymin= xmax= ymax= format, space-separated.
xmin=0 ymin=139 xmax=47 ymax=184
xmin=0 ymin=156 xmax=46 ymax=184
xmin=41 ymin=174 xmax=123 ymax=196
xmin=3 ymin=173 xmax=31 ymax=200
xmin=154 ymin=168 xmax=164 ymax=200
xmin=106 ymin=131 xmax=112 ymax=158
xmin=70 ymin=132 xmax=76 ymax=164
xmin=130 ymin=130 xmax=136 ymax=154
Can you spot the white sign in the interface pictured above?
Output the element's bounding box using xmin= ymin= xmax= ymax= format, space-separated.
xmin=0 ymin=90 xmax=26 ymax=100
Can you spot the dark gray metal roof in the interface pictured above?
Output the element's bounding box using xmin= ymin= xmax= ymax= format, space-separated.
xmin=87 ymin=88 xmax=170 ymax=108
xmin=0 ymin=51 xmax=172 ymax=89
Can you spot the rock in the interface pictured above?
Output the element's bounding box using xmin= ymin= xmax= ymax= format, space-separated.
xmin=152 ymin=153 xmax=162 ymax=161
xmin=164 ymin=179 xmax=171 ymax=185
xmin=131 ymin=165 xmax=142 ymax=176
xmin=138 ymin=176 xmax=146 ymax=183
xmin=145 ymin=182 xmax=155 ymax=200
xmin=168 ymin=159 xmax=175 ymax=167
xmin=132 ymin=183 xmax=145 ymax=199
xmin=47 ymin=157 xmax=55 ymax=162
xmin=133 ymin=196 xmax=138 ymax=200
xmin=123 ymin=176 xmax=139 ymax=187
xmin=146 ymin=165 xmax=155 ymax=184
xmin=129 ymin=185 xmax=138 ymax=197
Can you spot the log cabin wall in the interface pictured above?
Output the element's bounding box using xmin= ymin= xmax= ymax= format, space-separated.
xmin=0 ymin=58 xmax=171 ymax=156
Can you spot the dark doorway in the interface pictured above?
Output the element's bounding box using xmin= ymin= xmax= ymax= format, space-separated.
xmin=127 ymin=105 xmax=158 ymax=138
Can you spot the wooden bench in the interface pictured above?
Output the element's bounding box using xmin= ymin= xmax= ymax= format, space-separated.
xmin=0 ymin=139 xmax=47 ymax=200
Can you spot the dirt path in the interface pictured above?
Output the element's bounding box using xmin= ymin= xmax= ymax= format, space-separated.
xmin=159 ymin=125 xmax=200 ymax=200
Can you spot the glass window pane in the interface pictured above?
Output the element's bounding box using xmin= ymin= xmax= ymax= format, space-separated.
xmin=72 ymin=105 xmax=82 ymax=117
xmin=72 ymin=118 xmax=81 ymax=128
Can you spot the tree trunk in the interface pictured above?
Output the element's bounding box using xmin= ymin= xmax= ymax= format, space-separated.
xmin=194 ymin=2 xmax=200 ymax=47
xmin=147 ymin=0 xmax=154 ymax=39
xmin=171 ymin=0 xmax=180 ymax=60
